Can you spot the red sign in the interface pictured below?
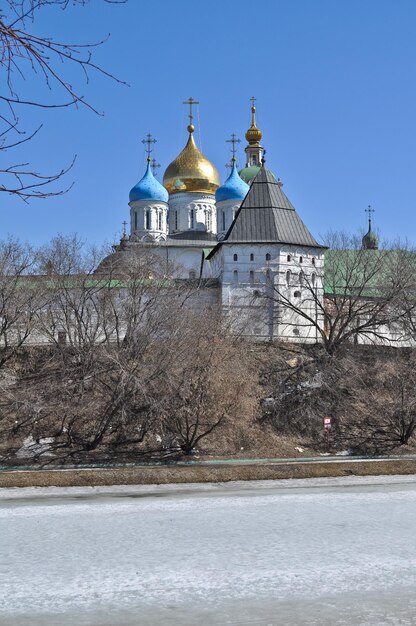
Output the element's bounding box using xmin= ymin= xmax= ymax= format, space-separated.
xmin=324 ymin=417 xmax=332 ymax=429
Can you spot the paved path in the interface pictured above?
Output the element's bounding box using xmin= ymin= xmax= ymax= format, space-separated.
xmin=1 ymin=476 xmax=416 ymax=625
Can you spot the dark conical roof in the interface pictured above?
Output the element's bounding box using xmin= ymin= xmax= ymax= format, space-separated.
xmin=224 ymin=167 xmax=323 ymax=247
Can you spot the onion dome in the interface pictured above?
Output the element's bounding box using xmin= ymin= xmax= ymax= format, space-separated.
xmin=163 ymin=126 xmax=220 ymax=195
xmin=362 ymin=226 xmax=379 ymax=250
xmin=129 ymin=158 xmax=168 ymax=203
xmin=245 ymin=103 xmax=262 ymax=146
xmin=238 ymin=165 xmax=261 ymax=184
xmin=216 ymin=160 xmax=249 ymax=202
xmin=362 ymin=206 xmax=379 ymax=250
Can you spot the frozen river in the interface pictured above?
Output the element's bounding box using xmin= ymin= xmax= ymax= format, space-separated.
xmin=1 ymin=475 xmax=416 ymax=625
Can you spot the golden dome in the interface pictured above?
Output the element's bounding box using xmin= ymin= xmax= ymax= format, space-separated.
xmin=163 ymin=128 xmax=220 ymax=195
xmin=245 ymin=105 xmax=262 ymax=145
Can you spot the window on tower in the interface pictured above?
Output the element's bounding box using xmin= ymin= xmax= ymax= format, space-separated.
xmin=252 ymin=155 xmax=257 ymax=165
xmin=174 ymin=210 xmax=178 ymax=231
xmin=190 ymin=208 xmax=195 ymax=229
xmin=134 ymin=211 xmax=138 ymax=230
xmin=266 ymin=253 xmax=271 ymax=261
xmin=233 ymin=253 xmax=238 ymax=261
xmin=222 ymin=211 xmax=226 ymax=232
xmin=145 ymin=209 xmax=150 ymax=230
xmin=158 ymin=211 xmax=162 ymax=231
xmin=250 ymin=253 xmax=254 ymax=261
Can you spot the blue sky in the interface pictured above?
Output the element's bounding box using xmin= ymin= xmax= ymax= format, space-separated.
xmin=2 ymin=0 xmax=416 ymax=247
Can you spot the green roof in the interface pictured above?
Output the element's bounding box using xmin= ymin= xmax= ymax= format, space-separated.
xmin=324 ymin=249 xmax=415 ymax=298
xmin=238 ymin=165 xmax=261 ymax=183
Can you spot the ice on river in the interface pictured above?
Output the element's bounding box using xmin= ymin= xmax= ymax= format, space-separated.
xmin=1 ymin=475 xmax=416 ymax=625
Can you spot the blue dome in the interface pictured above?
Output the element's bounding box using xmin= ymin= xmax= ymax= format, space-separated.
xmin=129 ymin=160 xmax=168 ymax=203
xmin=215 ymin=162 xmax=249 ymax=202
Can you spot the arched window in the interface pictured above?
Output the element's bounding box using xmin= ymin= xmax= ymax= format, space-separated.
xmin=233 ymin=270 xmax=238 ymax=285
xmin=252 ymin=155 xmax=257 ymax=165
xmin=299 ymin=271 xmax=304 ymax=286
xmin=174 ymin=210 xmax=178 ymax=231
xmin=287 ymin=254 xmax=291 ymax=262
xmin=190 ymin=208 xmax=195 ymax=229
xmin=206 ymin=210 xmax=211 ymax=231
xmin=158 ymin=211 xmax=162 ymax=231
xmin=233 ymin=253 xmax=238 ymax=261
xmin=266 ymin=269 xmax=272 ymax=285
xmin=145 ymin=209 xmax=150 ymax=230
xmin=312 ymin=273 xmax=316 ymax=287
xmin=249 ymin=270 xmax=255 ymax=287
xmin=266 ymin=253 xmax=271 ymax=261
xmin=134 ymin=211 xmax=138 ymax=230
xmin=294 ymin=290 xmax=301 ymax=298
xmin=299 ymin=256 xmax=303 ymax=264
xmin=286 ymin=270 xmax=291 ymax=286
xmin=312 ymin=257 xmax=316 ymax=266
xmin=250 ymin=253 xmax=254 ymax=262
xmin=222 ymin=211 xmax=226 ymax=231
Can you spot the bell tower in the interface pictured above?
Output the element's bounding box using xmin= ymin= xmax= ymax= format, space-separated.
xmin=244 ymin=97 xmax=264 ymax=168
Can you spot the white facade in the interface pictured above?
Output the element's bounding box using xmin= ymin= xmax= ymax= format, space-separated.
xmin=216 ymin=199 xmax=241 ymax=239
xmin=168 ymin=192 xmax=217 ymax=235
xmin=218 ymin=243 xmax=325 ymax=342
xmin=129 ymin=199 xmax=168 ymax=242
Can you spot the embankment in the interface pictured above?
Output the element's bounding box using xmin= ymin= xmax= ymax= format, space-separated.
xmin=1 ymin=457 xmax=415 ymax=488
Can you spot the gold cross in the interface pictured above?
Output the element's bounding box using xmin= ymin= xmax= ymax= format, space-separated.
xmin=142 ymin=133 xmax=157 ymax=160
xmin=250 ymin=96 xmax=256 ymax=109
xmin=183 ymin=97 xmax=200 ymax=126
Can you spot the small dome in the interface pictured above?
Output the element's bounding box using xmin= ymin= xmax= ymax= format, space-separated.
xmin=216 ymin=162 xmax=249 ymax=202
xmin=239 ymin=165 xmax=261 ymax=184
xmin=362 ymin=227 xmax=379 ymax=250
xmin=245 ymin=105 xmax=262 ymax=145
xmin=129 ymin=160 xmax=168 ymax=203
xmin=163 ymin=131 xmax=220 ymax=195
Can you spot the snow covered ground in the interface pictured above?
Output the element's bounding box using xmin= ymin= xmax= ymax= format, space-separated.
xmin=1 ymin=475 xmax=416 ymax=625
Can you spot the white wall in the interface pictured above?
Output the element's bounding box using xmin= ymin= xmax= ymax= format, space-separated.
xmin=220 ymin=243 xmax=325 ymax=342
xmin=168 ymin=192 xmax=217 ymax=235
xmin=129 ymin=200 xmax=168 ymax=241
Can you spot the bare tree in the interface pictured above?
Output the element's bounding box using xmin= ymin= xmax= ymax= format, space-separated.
xmin=0 ymin=0 xmax=126 ymax=200
xmin=338 ymin=349 xmax=416 ymax=454
xmin=0 ymin=236 xmax=44 ymax=367
xmin=264 ymin=232 xmax=416 ymax=355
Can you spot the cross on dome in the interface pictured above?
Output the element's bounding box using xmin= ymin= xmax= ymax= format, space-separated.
xmin=365 ymin=204 xmax=375 ymax=226
xmin=151 ymin=158 xmax=160 ymax=176
xmin=183 ymin=97 xmax=200 ymax=133
xmin=226 ymin=133 xmax=241 ymax=164
xmin=142 ymin=133 xmax=157 ymax=162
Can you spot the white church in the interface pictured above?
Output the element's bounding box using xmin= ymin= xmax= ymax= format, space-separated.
xmin=101 ymin=98 xmax=328 ymax=342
